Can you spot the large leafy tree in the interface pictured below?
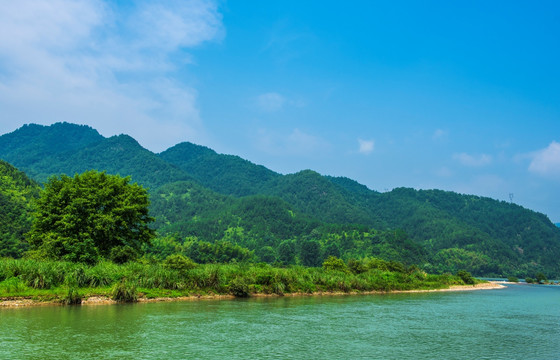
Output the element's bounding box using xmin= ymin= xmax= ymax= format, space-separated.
xmin=27 ymin=170 xmax=154 ymax=263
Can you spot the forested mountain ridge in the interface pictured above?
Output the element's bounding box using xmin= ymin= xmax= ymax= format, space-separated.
xmin=159 ymin=142 xmax=280 ymax=196
xmin=0 ymin=123 xmax=104 ymax=175
xmin=1 ymin=126 xmax=193 ymax=189
xmin=1 ymin=122 xmax=560 ymax=277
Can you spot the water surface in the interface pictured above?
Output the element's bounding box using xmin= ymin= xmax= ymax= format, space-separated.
xmin=1 ymin=284 xmax=559 ymax=359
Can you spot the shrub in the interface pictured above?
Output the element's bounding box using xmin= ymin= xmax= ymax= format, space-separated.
xmin=535 ymin=272 xmax=547 ymax=284
xmin=109 ymin=246 xmax=139 ymax=264
xmin=347 ymin=259 xmax=367 ymax=274
xmin=507 ymin=276 xmax=519 ymax=283
xmin=163 ymin=254 xmax=197 ymax=272
xmin=111 ymin=279 xmax=138 ymax=302
xmin=229 ymin=277 xmax=249 ymax=297
xmin=62 ymin=287 xmax=82 ymax=305
xmin=322 ymin=256 xmax=348 ymax=273
xmin=457 ymin=270 xmax=475 ymax=285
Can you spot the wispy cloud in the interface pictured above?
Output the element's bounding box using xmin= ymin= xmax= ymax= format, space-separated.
xmin=255 ymin=92 xmax=286 ymax=112
xmin=0 ymin=0 xmax=223 ymax=152
xmin=358 ymin=139 xmax=374 ymax=154
xmin=253 ymin=92 xmax=305 ymax=113
xmin=255 ymin=128 xmax=329 ymax=155
xmin=528 ymin=141 xmax=560 ymax=178
xmin=432 ymin=129 xmax=448 ymax=141
xmin=453 ymin=152 xmax=492 ymax=167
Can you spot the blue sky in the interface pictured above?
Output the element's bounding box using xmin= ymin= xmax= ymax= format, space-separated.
xmin=1 ymin=1 xmax=559 ymax=222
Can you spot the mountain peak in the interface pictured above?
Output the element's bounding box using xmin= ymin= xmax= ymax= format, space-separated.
xmin=0 ymin=122 xmax=104 ymax=169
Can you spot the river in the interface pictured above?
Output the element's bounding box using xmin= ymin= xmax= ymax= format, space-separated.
xmin=1 ymin=284 xmax=559 ymax=359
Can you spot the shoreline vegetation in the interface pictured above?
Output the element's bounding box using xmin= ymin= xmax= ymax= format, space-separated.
xmin=0 ymin=258 xmax=504 ymax=308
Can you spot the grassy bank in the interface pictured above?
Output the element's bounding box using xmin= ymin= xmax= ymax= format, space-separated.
xmin=0 ymin=258 xmax=478 ymax=304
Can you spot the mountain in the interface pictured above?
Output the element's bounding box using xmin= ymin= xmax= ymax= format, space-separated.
xmin=159 ymin=142 xmax=280 ymax=196
xmin=160 ymin=144 xmax=380 ymax=225
xmin=0 ymin=123 xmax=104 ymax=174
xmin=370 ymin=188 xmax=560 ymax=275
xmin=0 ymin=124 xmax=192 ymax=189
xmin=2 ymin=122 xmax=560 ymax=277
xmin=0 ymin=160 xmax=41 ymax=257
xmin=263 ymin=170 xmax=377 ymax=225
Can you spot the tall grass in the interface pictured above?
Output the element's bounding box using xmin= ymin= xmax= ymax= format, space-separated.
xmin=0 ymin=258 xmax=468 ymax=300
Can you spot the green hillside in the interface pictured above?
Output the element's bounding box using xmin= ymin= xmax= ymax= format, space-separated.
xmin=263 ymin=170 xmax=375 ymax=225
xmin=0 ymin=161 xmax=41 ymax=257
xmin=1 ymin=123 xmax=192 ymax=189
xmin=371 ymin=188 xmax=560 ymax=276
xmin=24 ymin=134 xmax=193 ymax=189
xmin=1 ymin=122 xmax=560 ymax=278
xmin=0 ymin=123 xmax=104 ymax=175
xmin=159 ymin=142 xmax=280 ymax=196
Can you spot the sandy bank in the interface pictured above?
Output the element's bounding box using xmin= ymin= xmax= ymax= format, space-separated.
xmin=0 ymin=282 xmax=505 ymax=308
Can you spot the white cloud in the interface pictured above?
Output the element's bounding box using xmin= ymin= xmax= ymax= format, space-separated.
xmin=358 ymin=139 xmax=374 ymax=154
xmin=453 ymin=153 xmax=492 ymax=167
xmin=255 ymin=128 xmax=329 ymax=155
xmin=529 ymin=141 xmax=560 ymax=178
xmin=432 ymin=129 xmax=448 ymax=140
xmin=0 ymin=0 xmax=223 ymax=152
xmin=288 ymin=129 xmax=324 ymax=151
xmin=130 ymin=0 xmax=223 ymax=50
xmin=253 ymin=92 xmax=306 ymax=113
xmin=256 ymin=92 xmax=286 ymax=112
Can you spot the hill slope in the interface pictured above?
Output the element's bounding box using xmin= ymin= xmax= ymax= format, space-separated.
xmin=0 ymin=123 xmax=104 ymax=175
xmin=0 ymin=124 xmax=192 ymax=189
xmin=159 ymin=142 xmax=280 ymax=196
xmin=26 ymin=134 xmax=193 ymax=189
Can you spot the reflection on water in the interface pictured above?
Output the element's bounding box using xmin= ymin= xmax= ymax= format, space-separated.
xmin=1 ymin=285 xmax=559 ymax=359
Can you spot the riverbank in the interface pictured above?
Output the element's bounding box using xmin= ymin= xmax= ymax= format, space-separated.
xmin=0 ymin=282 xmax=505 ymax=308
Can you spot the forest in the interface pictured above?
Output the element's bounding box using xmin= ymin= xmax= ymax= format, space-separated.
xmin=1 ymin=122 xmax=560 ymax=281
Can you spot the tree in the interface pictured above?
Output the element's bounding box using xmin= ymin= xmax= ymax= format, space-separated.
xmin=27 ymin=170 xmax=154 ymax=263
xmin=457 ymin=270 xmax=475 ymax=285
xmin=278 ymin=240 xmax=296 ymax=264
xmin=535 ymin=272 xmax=547 ymax=284
xmin=299 ymin=239 xmax=322 ymax=267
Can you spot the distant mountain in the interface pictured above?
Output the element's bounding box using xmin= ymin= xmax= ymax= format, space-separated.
xmin=0 ymin=160 xmax=40 ymax=257
xmin=0 ymin=123 xmax=104 ymax=173
xmin=2 ymin=122 xmax=560 ymax=277
xmin=556 ymin=223 xmax=560 ymax=228
xmin=159 ymin=142 xmax=280 ymax=196
xmin=0 ymin=124 xmax=192 ymax=189
xmin=263 ymin=169 xmax=376 ymax=226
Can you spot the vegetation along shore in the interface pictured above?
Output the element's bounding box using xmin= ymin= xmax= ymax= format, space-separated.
xmin=0 ymin=257 xmax=500 ymax=308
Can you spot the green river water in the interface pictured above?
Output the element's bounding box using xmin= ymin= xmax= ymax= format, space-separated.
xmin=1 ymin=284 xmax=559 ymax=359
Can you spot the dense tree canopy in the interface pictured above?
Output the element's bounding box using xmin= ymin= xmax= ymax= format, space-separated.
xmin=0 ymin=160 xmax=40 ymax=257
xmin=27 ymin=170 xmax=154 ymax=263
